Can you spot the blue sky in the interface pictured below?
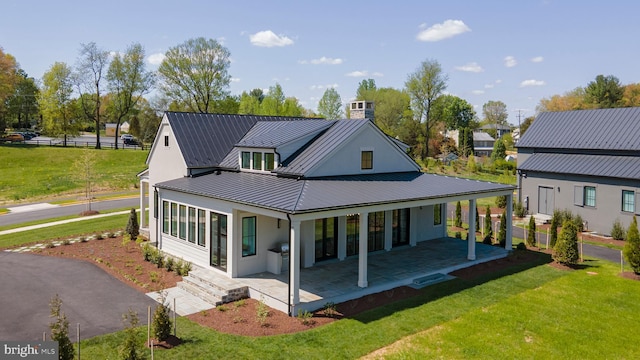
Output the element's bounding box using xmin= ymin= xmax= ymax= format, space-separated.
xmin=1 ymin=0 xmax=638 ymax=125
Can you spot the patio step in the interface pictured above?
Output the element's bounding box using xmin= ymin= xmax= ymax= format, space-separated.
xmin=178 ymin=267 xmax=249 ymax=306
xmin=412 ymin=273 xmax=451 ymax=288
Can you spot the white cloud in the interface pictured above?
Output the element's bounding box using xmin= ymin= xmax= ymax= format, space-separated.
xmin=249 ymin=30 xmax=294 ymax=47
xmin=484 ymin=84 xmax=494 ymax=89
xmin=147 ymin=53 xmax=165 ymax=65
xmin=346 ymin=71 xmax=382 ymax=78
xmin=310 ymin=83 xmax=339 ymax=90
xmin=520 ymin=79 xmax=546 ymax=87
xmin=471 ymin=90 xmax=485 ymax=95
xmin=455 ymin=62 xmax=484 ymax=73
xmin=230 ymin=78 xmax=240 ymax=83
xmin=416 ymin=19 xmax=471 ymax=42
xmin=372 ymin=72 xmax=384 ymax=77
xmin=531 ymin=56 xmax=544 ymax=63
xmin=300 ymin=56 xmax=343 ymax=65
xmin=504 ymin=56 xmax=517 ymax=67
xmin=495 ymin=79 xmax=503 ymax=84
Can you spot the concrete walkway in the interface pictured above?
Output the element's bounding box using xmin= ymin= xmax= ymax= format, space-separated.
xmin=0 ymin=209 xmax=134 ymax=236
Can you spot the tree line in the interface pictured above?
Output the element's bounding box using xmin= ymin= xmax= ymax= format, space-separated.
xmin=2 ymin=38 xmax=513 ymax=160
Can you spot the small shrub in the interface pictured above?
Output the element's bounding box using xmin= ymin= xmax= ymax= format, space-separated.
xmin=514 ymin=201 xmax=526 ymax=218
xmin=125 ymin=208 xmax=140 ymax=239
xmin=516 ymin=242 xmax=527 ymax=250
xmin=62 ymin=239 xmax=71 ymax=245
xmin=611 ymin=219 xmax=626 ymax=240
xmin=152 ymin=294 xmax=172 ymax=341
xmin=235 ymin=299 xmax=246 ymax=308
xmin=455 ymin=201 xmax=462 ymax=227
xmin=573 ymin=214 xmax=585 ymax=232
xmin=553 ymin=220 xmax=579 ymax=265
xmin=49 ymin=294 xmax=75 ymax=360
xmin=177 ymin=261 xmax=192 ymax=276
xmin=495 ymin=195 xmax=507 ymax=209
xmin=322 ymin=302 xmax=338 ymax=318
xmin=550 ymin=210 xmax=560 ymax=248
xmin=484 ymin=205 xmax=493 ymax=240
xmin=149 ymin=271 xmax=159 ymax=283
xmin=122 ymin=234 xmax=131 ymax=247
xmin=482 ymin=235 xmax=492 ymax=245
xmin=135 ymin=236 xmax=144 ymax=245
xmin=497 ymin=211 xmax=507 ymax=247
xmin=527 ymin=216 xmax=537 ymax=247
xmin=623 ymin=216 xmax=640 ymax=274
xmin=454 ymin=231 xmax=462 ymax=239
xmin=164 ymin=257 xmax=174 ymax=272
xmin=119 ymin=309 xmax=143 ymax=360
xmin=217 ymin=305 xmax=229 ymax=312
xmin=95 ymin=233 xmax=104 ymax=240
xmin=297 ymin=309 xmax=315 ymax=326
xmin=108 ymin=232 xmax=117 ymax=238
xmin=79 ymin=236 xmax=88 ymax=243
xmin=256 ymin=298 xmax=270 ymax=327
xmin=45 ymin=241 xmax=56 ymax=248
xmin=142 ymin=243 xmax=154 ymax=262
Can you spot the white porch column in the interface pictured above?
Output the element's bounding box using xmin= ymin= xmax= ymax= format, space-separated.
xmin=290 ymin=219 xmax=301 ymax=306
xmin=467 ymin=199 xmax=477 ymax=260
xmin=229 ymin=210 xmax=238 ymax=278
xmin=358 ymin=212 xmax=369 ymax=288
xmin=384 ymin=210 xmax=393 ymax=251
xmin=442 ymin=202 xmax=448 ymax=237
xmin=139 ymin=180 xmax=147 ymax=229
xmin=505 ymin=193 xmax=513 ymax=250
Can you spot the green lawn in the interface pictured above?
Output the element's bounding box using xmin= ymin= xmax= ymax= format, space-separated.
xmin=0 ymin=144 xmax=148 ymax=202
xmin=75 ymin=255 xmax=640 ymax=359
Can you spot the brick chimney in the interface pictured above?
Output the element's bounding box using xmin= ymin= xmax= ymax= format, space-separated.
xmin=349 ymin=101 xmax=374 ymax=121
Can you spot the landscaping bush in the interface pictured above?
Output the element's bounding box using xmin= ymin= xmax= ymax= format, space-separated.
xmin=497 ymin=210 xmax=507 ymax=247
xmin=125 ymin=208 xmax=139 ymax=239
xmin=142 ymin=243 xmax=154 ymax=261
xmin=466 ymin=155 xmax=477 ymax=173
xmin=514 ymin=201 xmax=526 ymax=218
xmin=527 ymin=216 xmax=537 ymax=247
xmin=455 ymin=201 xmax=462 ymax=227
xmin=495 ymin=195 xmax=507 ymax=209
xmin=482 ymin=235 xmax=492 ymax=244
xmin=454 ymin=231 xmax=462 ymax=239
xmin=164 ymin=256 xmax=174 ymax=272
xmin=516 ymin=242 xmax=527 ymax=250
xmin=475 ymin=204 xmax=480 ymax=232
xmin=152 ymin=293 xmax=172 ymax=341
xmin=623 ymin=216 xmax=640 ymax=274
xmin=119 ymin=309 xmax=143 ymax=360
xmin=573 ymin=213 xmax=585 ymax=232
xmin=553 ymin=220 xmax=579 ymax=265
xmin=484 ymin=205 xmax=493 ymax=241
xmin=49 ymin=294 xmax=74 ymax=360
xmin=611 ymin=219 xmax=626 ymax=240
xmin=549 ymin=210 xmax=560 ymax=248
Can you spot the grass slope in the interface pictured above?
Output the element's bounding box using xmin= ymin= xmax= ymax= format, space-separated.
xmin=0 ymin=144 xmax=148 ymax=202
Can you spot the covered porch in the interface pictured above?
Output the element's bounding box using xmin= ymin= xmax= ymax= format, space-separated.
xmin=237 ymin=236 xmax=508 ymax=314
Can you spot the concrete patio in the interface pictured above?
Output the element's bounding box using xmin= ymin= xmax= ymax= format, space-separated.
xmin=238 ymin=237 xmax=508 ymax=313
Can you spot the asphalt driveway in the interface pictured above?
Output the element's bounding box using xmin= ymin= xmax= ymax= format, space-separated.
xmin=0 ymin=252 xmax=158 ymax=341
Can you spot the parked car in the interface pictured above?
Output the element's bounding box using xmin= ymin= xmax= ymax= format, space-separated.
xmin=123 ymin=137 xmax=139 ymax=146
xmin=18 ymin=132 xmax=35 ymax=140
xmin=1 ymin=133 xmax=25 ymax=142
xmin=121 ymin=134 xmax=134 ymax=141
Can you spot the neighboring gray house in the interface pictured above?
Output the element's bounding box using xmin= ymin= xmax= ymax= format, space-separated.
xmin=516 ymin=107 xmax=640 ymax=234
xmin=447 ymin=130 xmax=495 ymax=157
xmin=139 ymin=107 xmax=514 ymax=315
xmin=480 ymin=123 xmax=511 ymax=138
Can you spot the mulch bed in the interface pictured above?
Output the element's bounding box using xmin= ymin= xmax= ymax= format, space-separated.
xmin=18 ymin=229 xmax=639 ymax=337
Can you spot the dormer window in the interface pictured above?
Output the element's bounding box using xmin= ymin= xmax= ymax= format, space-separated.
xmin=238 ymin=148 xmax=277 ymax=173
xmin=241 ymin=151 xmax=251 ymax=169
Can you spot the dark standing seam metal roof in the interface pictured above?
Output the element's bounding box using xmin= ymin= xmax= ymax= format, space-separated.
xmin=518 ymin=153 xmax=640 ymax=180
xmin=274 ymin=119 xmax=371 ymax=177
xmin=166 ymin=112 xmax=311 ymax=168
xmin=235 ymin=120 xmax=335 ymax=148
xmin=156 ymin=171 xmax=513 ymax=214
xmin=516 ymin=107 xmax=640 ymax=150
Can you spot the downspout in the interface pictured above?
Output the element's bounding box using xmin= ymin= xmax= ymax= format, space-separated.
xmin=154 ymin=187 xmax=161 ymax=249
xmin=286 ymin=213 xmax=292 ymax=317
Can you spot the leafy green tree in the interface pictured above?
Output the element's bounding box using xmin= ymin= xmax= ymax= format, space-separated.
xmin=475 ymin=204 xmax=480 ymax=233
xmin=76 ymin=42 xmax=110 ymax=149
xmin=491 ymin=138 xmax=506 ymax=161
xmin=119 ymin=309 xmax=143 ymax=360
xmin=553 ymin=220 xmax=579 ymax=265
xmin=405 ymin=59 xmax=448 ymax=158
xmin=497 ymin=210 xmax=507 ymax=247
xmin=5 ymin=69 xmax=39 ymax=129
xmin=527 ymin=216 xmax=537 ymax=247
xmin=0 ymin=48 xmax=19 ymax=131
xmin=467 ymin=154 xmax=477 ymax=172
xmin=585 ymin=74 xmax=623 ymax=108
xmin=458 ymin=127 xmax=475 ymax=157
xmin=536 ymin=87 xmax=588 ymax=113
xmin=482 ymin=100 xmax=508 ymax=126
xmin=396 ymin=117 xmax=425 ymax=159
xmin=623 ymin=216 xmax=640 ymax=274
xmin=49 ymin=294 xmax=75 ymax=360
xmin=158 ymin=37 xmax=231 ymax=113
xmin=106 ymin=43 xmax=155 ymax=149
xmin=434 ymin=94 xmax=476 ymax=131
xmin=356 ymin=78 xmax=377 ymax=100
xmin=40 ymin=62 xmax=78 ymax=146
xmin=484 ymin=205 xmax=493 ymax=241
xmin=238 ymin=91 xmax=262 ymax=114
xmin=455 ymin=201 xmax=462 ymax=227
xmin=260 ymin=83 xmax=285 ymax=115
xmin=549 ymin=210 xmax=560 ymax=248
xmin=152 ymin=300 xmax=172 ymax=341
xmin=126 ymin=208 xmax=139 ymax=239
xmin=519 ymin=116 xmax=535 ymax=137
xmin=317 ymin=88 xmax=343 ymax=119
xmin=282 ymin=97 xmax=304 ymax=117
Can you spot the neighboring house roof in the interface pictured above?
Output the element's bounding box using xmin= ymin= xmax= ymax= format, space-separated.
xmin=518 ymin=153 xmax=640 ymax=180
xmin=473 ymin=132 xmax=495 ymax=141
xmin=166 ymin=112 xmax=310 ymax=168
xmin=156 ymin=171 xmax=513 ymax=214
xmin=517 ymin=107 xmax=640 ymax=151
xmin=235 ymin=120 xmax=334 ymax=148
